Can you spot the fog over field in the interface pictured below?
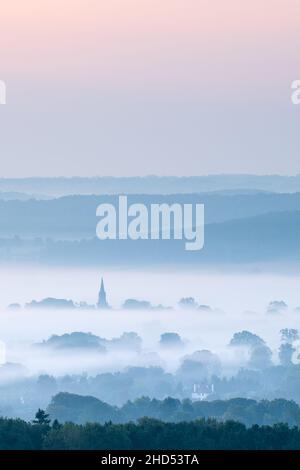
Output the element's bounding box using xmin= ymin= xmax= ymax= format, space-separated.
xmin=0 ymin=266 xmax=299 ymax=377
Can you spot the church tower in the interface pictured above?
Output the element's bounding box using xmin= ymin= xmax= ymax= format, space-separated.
xmin=97 ymin=277 xmax=109 ymax=309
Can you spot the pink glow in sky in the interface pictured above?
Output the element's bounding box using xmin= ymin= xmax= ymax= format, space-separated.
xmin=0 ymin=1 xmax=300 ymax=176
xmin=1 ymin=0 xmax=299 ymax=94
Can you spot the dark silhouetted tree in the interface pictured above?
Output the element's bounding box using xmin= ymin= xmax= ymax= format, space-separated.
xmin=33 ymin=409 xmax=51 ymax=426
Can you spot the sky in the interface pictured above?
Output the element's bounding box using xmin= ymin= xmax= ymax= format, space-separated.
xmin=0 ymin=0 xmax=299 ymax=177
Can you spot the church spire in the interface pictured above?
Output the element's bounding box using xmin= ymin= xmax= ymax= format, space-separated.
xmin=97 ymin=277 xmax=109 ymax=309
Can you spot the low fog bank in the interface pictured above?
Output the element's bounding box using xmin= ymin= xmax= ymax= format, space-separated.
xmin=0 ymin=267 xmax=299 ymax=419
xmin=1 ymin=266 xmax=300 ymax=315
xmin=0 ymin=310 xmax=299 ymax=420
xmin=1 ymin=266 xmax=300 ymax=376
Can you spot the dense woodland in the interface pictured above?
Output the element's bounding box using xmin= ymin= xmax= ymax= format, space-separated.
xmin=47 ymin=393 xmax=300 ymax=427
xmin=0 ymin=396 xmax=300 ymax=449
xmin=1 ymin=413 xmax=300 ymax=450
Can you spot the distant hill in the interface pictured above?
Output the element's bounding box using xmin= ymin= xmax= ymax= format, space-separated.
xmin=0 ymin=192 xmax=300 ymax=238
xmin=0 ymin=192 xmax=49 ymax=201
xmin=47 ymin=392 xmax=300 ymax=427
xmin=35 ymin=209 xmax=300 ymax=265
xmin=0 ymin=209 xmax=300 ymax=265
xmin=0 ymin=175 xmax=300 ymax=196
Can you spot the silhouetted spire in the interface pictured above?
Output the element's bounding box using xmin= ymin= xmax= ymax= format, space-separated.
xmin=97 ymin=277 xmax=109 ymax=309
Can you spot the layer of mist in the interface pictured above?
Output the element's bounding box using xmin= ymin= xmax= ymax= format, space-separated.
xmin=0 ymin=267 xmax=299 ymax=420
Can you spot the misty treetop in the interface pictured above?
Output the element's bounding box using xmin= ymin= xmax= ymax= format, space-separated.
xmin=1 ymin=328 xmax=300 ymax=422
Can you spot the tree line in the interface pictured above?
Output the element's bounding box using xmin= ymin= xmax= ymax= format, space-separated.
xmin=46 ymin=393 xmax=300 ymax=427
xmin=1 ymin=411 xmax=300 ymax=450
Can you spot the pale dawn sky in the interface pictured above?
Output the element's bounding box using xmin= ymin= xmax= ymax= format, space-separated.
xmin=0 ymin=0 xmax=299 ymax=176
